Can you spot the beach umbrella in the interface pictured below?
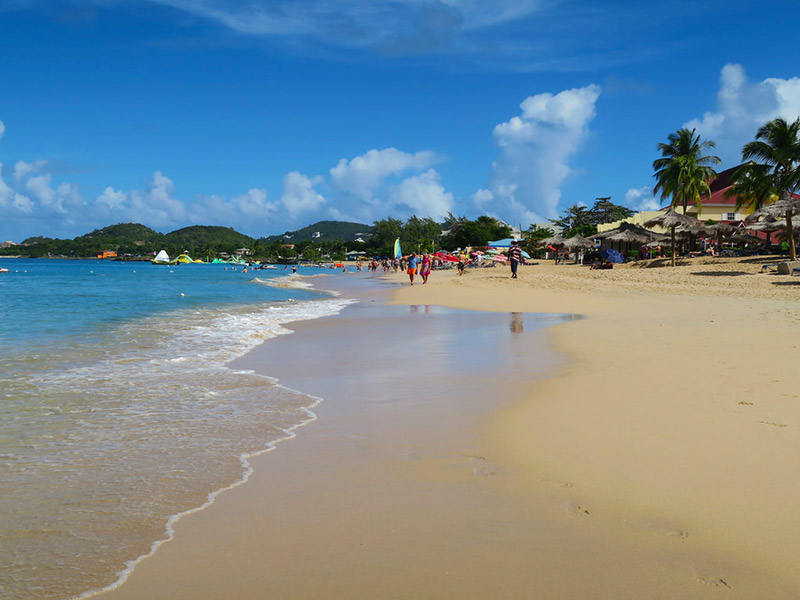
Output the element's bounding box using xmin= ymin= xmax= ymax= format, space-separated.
xmin=727 ymin=233 xmax=764 ymax=246
xmin=644 ymin=208 xmax=703 ymax=267
xmin=563 ymin=234 xmax=596 ymax=249
xmin=745 ymin=196 xmax=800 ymax=260
xmin=539 ymin=234 xmax=566 ymax=247
xmin=747 ymin=217 xmax=786 ymax=246
xmin=604 ymin=229 xmax=654 ymax=244
xmin=601 ymin=248 xmax=625 ymax=263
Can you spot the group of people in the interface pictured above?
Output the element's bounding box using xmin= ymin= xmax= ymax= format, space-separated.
xmin=401 ymin=240 xmax=525 ymax=285
xmin=404 ymin=252 xmax=432 ymax=285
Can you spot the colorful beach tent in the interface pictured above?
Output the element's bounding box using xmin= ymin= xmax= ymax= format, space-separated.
xmin=151 ymin=250 xmax=170 ymax=265
xmin=394 ymin=238 xmax=402 ymax=259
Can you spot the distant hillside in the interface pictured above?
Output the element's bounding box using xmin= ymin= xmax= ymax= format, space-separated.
xmin=264 ymin=220 xmax=373 ymax=242
xmin=164 ymin=225 xmax=254 ymax=251
xmin=1 ymin=223 xmax=256 ymax=258
xmin=76 ymin=223 xmax=163 ymax=247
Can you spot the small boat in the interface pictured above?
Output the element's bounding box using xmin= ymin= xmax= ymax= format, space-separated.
xmin=0 ymin=267 xmax=8 ymax=273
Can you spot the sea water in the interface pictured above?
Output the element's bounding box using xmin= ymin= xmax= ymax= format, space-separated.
xmin=0 ymin=259 xmax=353 ymax=600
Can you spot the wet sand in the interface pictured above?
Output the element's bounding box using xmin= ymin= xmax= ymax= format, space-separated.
xmin=92 ymin=261 xmax=800 ymax=599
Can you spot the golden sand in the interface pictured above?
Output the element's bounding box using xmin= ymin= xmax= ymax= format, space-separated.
xmin=93 ymin=257 xmax=800 ymax=600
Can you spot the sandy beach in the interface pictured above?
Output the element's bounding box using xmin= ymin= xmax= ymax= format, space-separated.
xmin=91 ymin=258 xmax=800 ymax=600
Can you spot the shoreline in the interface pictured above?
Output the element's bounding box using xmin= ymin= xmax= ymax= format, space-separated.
xmin=90 ymin=261 xmax=800 ymax=599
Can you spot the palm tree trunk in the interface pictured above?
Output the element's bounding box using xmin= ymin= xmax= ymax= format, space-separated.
xmin=787 ymin=211 xmax=797 ymax=261
xmin=671 ymin=226 xmax=676 ymax=267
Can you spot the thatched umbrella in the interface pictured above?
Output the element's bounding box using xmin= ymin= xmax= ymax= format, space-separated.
xmin=745 ymin=196 xmax=800 ymax=260
xmin=605 ymin=229 xmax=655 ymax=244
xmin=746 ymin=217 xmax=785 ymax=247
xmin=562 ymin=234 xmax=596 ymax=264
xmin=727 ymin=232 xmax=764 ymax=246
xmin=563 ymin=234 xmax=596 ymax=249
xmin=594 ymin=222 xmax=660 ymax=240
xmin=644 ymin=207 xmax=703 ymax=266
xmin=539 ymin=234 xmax=567 ymax=247
xmin=538 ymin=234 xmax=568 ymax=263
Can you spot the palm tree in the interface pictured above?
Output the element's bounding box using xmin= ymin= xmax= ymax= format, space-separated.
xmin=653 ymin=128 xmax=721 ymax=215
xmin=737 ymin=117 xmax=800 ymax=260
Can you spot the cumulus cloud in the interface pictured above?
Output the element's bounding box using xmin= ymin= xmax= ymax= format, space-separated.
xmin=388 ymin=169 xmax=454 ymax=218
xmin=14 ymin=159 xmax=48 ymax=181
xmin=484 ymin=84 xmax=601 ymax=227
xmin=275 ymin=147 xmax=453 ymax=224
xmin=625 ymin=186 xmax=660 ymax=212
xmin=686 ymin=64 xmax=800 ymax=165
xmin=281 ymin=171 xmax=326 ymax=219
xmin=329 ymin=148 xmax=439 ymax=205
xmin=0 ymin=120 xmax=4 ymax=142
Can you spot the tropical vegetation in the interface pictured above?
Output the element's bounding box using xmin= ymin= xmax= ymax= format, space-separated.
xmin=653 ymin=128 xmax=721 ymax=215
xmin=547 ymin=197 xmax=634 ymax=237
xmin=730 ymin=117 xmax=800 ymax=260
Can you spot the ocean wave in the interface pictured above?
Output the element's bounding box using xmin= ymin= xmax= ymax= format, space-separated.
xmin=0 ymin=296 xmax=356 ymax=600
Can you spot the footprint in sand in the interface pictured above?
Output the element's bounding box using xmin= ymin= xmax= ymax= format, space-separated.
xmin=666 ymin=530 xmax=689 ymax=539
xmin=539 ymin=478 xmax=574 ymax=489
xmin=566 ymin=502 xmax=590 ymax=516
xmin=644 ymin=521 xmax=689 ymax=539
xmin=696 ymin=576 xmax=731 ymax=589
xmin=760 ymin=421 xmax=787 ymax=428
xmin=463 ymin=455 xmax=496 ymax=477
xmin=738 ymin=401 xmax=754 ymax=406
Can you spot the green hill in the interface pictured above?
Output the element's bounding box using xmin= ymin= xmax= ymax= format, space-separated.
xmin=264 ymin=220 xmax=373 ymax=242
xmin=164 ymin=226 xmax=254 ymax=254
xmin=76 ymin=223 xmax=164 ymax=247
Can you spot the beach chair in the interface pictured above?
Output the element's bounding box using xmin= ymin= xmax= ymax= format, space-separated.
xmin=792 ymin=267 xmax=800 ymax=276
xmin=760 ymin=263 xmax=779 ymax=273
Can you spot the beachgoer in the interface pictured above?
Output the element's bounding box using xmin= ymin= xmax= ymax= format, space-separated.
xmin=457 ymin=253 xmax=466 ymax=275
xmin=292 ymin=265 xmax=297 ymax=274
xmin=406 ymin=253 xmax=418 ymax=285
xmin=419 ymin=253 xmax=431 ymax=284
xmin=508 ymin=240 xmax=522 ymax=279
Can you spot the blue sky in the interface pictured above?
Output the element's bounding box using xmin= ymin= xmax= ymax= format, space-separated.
xmin=2 ymin=0 xmax=800 ymax=241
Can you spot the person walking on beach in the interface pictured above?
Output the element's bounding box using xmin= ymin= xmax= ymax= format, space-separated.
xmin=419 ymin=253 xmax=431 ymax=284
xmin=508 ymin=240 xmax=522 ymax=279
xmin=406 ymin=253 xmax=418 ymax=285
xmin=457 ymin=252 xmax=466 ymax=275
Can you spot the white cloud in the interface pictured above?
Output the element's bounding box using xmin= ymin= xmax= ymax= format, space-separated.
xmin=97 ymin=187 xmax=128 ymax=210
xmin=485 ymin=84 xmax=601 ymax=227
xmin=230 ymin=188 xmax=278 ymax=217
xmin=388 ymin=169 xmax=454 ymax=219
xmin=14 ymin=159 xmax=48 ymax=182
xmin=686 ymin=63 xmax=800 ymax=165
xmin=625 ymin=186 xmax=660 ymax=212
xmin=281 ymin=171 xmax=326 ymax=219
xmin=24 ymin=174 xmax=83 ymax=215
xmin=0 ymin=120 xmax=5 ymax=142
xmin=0 ymin=162 xmax=38 ymax=216
xmin=147 ymin=0 xmax=544 ymax=49
xmin=329 ymin=147 xmax=439 ymax=205
xmin=126 ymin=171 xmax=188 ymax=227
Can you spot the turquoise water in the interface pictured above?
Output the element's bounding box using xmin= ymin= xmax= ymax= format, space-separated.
xmin=0 ymin=259 xmax=353 ymax=600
